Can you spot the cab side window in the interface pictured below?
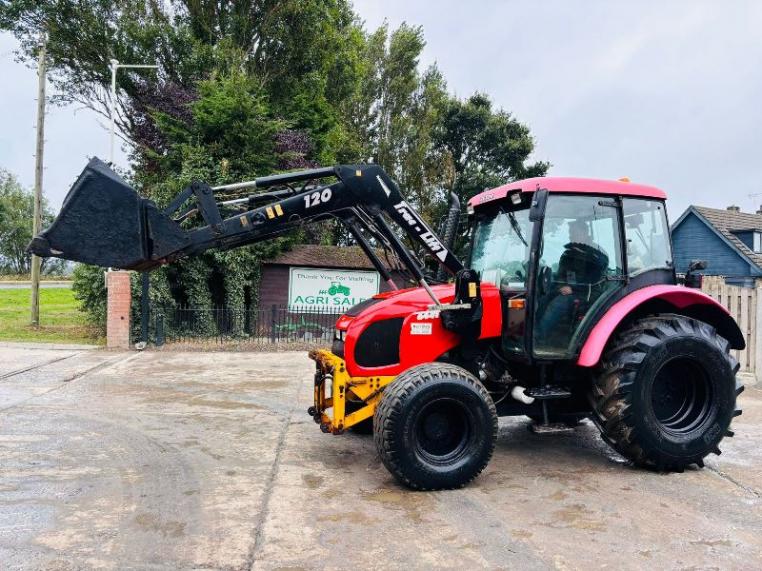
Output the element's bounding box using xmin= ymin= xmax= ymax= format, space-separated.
xmin=623 ymin=199 xmax=672 ymax=275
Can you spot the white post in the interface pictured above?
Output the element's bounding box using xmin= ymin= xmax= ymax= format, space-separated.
xmin=755 ymin=280 xmax=762 ymax=386
xmin=108 ymin=60 xmax=157 ymax=165
xmin=109 ymin=58 xmax=118 ymax=164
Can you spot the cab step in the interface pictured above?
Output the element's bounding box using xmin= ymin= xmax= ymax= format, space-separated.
xmin=524 ymin=386 xmax=572 ymax=400
xmin=529 ymin=422 xmax=576 ymax=435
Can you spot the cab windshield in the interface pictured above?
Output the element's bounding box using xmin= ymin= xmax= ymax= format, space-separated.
xmin=470 ymin=205 xmax=532 ymax=289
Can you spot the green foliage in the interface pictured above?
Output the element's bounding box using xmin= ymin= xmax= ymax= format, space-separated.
xmin=71 ymin=263 xmax=108 ymax=333
xmin=3 ymin=1 xmax=549 ymax=329
xmin=436 ymin=93 xmax=549 ymax=204
xmin=0 ymin=169 xmax=63 ymax=275
xmin=433 ymin=94 xmax=549 ymax=255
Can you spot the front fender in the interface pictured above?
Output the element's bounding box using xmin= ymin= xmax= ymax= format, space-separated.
xmin=577 ymin=285 xmax=745 ymax=368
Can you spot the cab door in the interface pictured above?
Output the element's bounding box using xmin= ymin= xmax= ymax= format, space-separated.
xmin=468 ymin=201 xmax=534 ymax=358
xmin=531 ymin=195 xmax=624 ymax=359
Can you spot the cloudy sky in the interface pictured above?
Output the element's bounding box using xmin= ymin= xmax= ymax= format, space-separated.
xmin=2 ymin=0 xmax=762 ymax=220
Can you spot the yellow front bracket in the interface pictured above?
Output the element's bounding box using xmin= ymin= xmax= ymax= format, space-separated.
xmin=308 ymin=349 xmax=395 ymax=434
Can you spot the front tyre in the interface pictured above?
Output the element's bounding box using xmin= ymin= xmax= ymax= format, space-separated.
xmin=592 ymin=314 xmax=743 ymax=471
xmin=374 ymin=363 xmax=497 ymax=490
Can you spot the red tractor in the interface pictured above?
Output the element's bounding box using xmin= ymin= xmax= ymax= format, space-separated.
xmin=31 ymin=159 xmax=744 ymax=490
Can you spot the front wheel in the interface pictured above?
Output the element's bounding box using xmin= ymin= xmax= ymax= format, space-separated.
xmin=592 ymin=314 xmax=743 ymax=471
xmin=374 ymin=363 xmax=497 ymax=490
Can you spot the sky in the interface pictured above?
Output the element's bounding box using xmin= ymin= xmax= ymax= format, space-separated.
xmin=2 ymin=0 xmax=762 ymax=221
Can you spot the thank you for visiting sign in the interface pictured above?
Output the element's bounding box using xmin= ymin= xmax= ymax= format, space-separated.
xmin=288 ymin=267 xmax=380 ymax=311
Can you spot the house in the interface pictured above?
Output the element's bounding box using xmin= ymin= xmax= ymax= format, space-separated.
xmin=671 ymin=205 xmax=762 ymax=286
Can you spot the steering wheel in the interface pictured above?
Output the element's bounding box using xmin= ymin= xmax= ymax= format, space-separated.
xmin=565 ymin=242 xmax=609 ymax=271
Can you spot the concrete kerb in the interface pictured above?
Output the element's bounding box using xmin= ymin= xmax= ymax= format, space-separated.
xmin=0 ymin=341 xmax=100 ymax=351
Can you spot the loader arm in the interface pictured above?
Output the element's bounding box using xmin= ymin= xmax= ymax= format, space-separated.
xmin=28 ymin=159 xmax=463 ymax=295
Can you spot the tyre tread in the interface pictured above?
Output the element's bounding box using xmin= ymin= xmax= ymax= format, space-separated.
xmin=373 ymin=363 xmax=497 ymax=490
xmin=591 ymin=313 xmax=742 ymax=471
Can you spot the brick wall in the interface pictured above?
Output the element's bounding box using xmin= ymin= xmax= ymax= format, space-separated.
xmin=107 ymin=270 xmax=132 ymax=349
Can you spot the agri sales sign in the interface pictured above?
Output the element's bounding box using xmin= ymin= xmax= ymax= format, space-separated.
xmin=288 ymin=267 xmax=380 ymax=311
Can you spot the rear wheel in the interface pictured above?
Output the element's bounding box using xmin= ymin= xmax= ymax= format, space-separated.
xmin=374 ymin=363 xmax=497 ymax=490
xmin=592 ymin=314 xmax=743 ymax=471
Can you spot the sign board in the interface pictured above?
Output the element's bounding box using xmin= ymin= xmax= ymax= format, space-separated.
xmin=288 ymin=267 xmax=380 ymax=311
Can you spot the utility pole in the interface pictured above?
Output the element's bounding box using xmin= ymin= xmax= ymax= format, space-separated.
xmin=30 ymin=38 xmax=47 ymax=327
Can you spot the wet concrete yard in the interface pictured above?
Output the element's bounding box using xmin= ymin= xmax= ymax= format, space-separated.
xmin=1 ymin=345 xmax=761 ymax=569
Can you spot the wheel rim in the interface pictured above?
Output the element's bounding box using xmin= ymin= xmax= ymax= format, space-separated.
xmin=413 ymin=398 xmax=472 ymax=463
xmin=651 ymin=357 xmax=713 ymax=435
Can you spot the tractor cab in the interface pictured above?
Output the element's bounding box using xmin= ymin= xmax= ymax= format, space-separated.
xmin=467 ymin=178 xmax=673 ymax=362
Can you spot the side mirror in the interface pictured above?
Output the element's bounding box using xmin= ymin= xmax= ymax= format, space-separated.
xmin=689 ymin=259 xmax=707 ymax=272
xmin=684 ymin=259 xmax=707 ymax=288
xmin=529 ymin=188 xmax=548 ymax=222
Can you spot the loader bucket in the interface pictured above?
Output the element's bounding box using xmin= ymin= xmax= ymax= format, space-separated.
xmin=28 ymin=157 xmax=189 ymax=270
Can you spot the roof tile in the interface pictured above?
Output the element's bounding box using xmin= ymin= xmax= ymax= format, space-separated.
xmin=265 ymin=244 xmax=377 ymax=269
xmin=693 ymin=206 xmax=762 ymax=268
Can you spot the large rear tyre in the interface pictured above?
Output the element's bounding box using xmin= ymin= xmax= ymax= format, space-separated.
xmin=592 ymin=314 xmax=743 ymax=471
xmin=374 ymin=363 xmax=497 ymax=490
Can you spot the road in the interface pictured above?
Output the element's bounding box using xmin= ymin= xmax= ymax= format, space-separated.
xmin=0 ymin=345 xmax=760 ymax=570
xmin=0 ymin=282 xmax=72 ymax=289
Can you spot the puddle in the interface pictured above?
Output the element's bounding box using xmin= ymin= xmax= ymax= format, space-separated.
xmin=302 ymin=474 xmax=324 ymax=489
xmin=318 ymin=511 xmax=377 ymax=525
xmin=545 ymin=503 xmax=605 ymax=531
xmin=360 ymin=488 xmax=427 ymax=523
xmin=134 ymin=512 xmax=187 ymax=538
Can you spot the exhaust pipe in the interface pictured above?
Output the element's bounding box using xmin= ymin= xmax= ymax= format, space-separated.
xmin=27 ymin=158 xmax=188 ymax=270
xmin=436 ymin=192 xmax=460 ymax=282
xmin=511 ymin=386 xmax=535 ymax=405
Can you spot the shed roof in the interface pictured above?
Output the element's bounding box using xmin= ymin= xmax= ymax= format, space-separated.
xmin=265 ymin=244 xmax=376 ymax=270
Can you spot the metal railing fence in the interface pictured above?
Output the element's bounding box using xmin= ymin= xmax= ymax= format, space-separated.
xmin=153 ymin=305 xmax=343 ymax=346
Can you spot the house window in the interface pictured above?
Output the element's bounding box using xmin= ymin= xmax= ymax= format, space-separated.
xmin=754 ymin=232 xmax=762 ymax=253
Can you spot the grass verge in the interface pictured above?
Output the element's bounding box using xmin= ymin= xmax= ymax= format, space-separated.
xmin=0 ymin=287 xmax=103 ymax=345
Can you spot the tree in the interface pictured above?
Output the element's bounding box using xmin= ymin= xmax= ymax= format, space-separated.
xmin=343 ymin=26 xmax=547 ymax=260
xmin=0 ymin=0 xmax=364 ymax=165
xmin=434 ymin=93 xmax=549 ymax=254
xmin=0 ymin=169 xmax=63 ymax=275
xmin=1 ymin=1 xmax=365 ymax=321
xmin=2 ymin=2 xmax=549 ymax=326
xmin=436 ymin=93 xmax=548 ymax=205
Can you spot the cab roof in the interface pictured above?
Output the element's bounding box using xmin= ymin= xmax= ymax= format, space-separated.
xmin=468 ymin=176 xmax=667 ymax=209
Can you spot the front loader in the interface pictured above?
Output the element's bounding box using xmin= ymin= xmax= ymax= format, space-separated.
xmin=30 ymin=158 xmax=745 ymax=490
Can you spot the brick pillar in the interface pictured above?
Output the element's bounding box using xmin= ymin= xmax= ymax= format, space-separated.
xmin=107 ymin=270 xmax=132 ymax=349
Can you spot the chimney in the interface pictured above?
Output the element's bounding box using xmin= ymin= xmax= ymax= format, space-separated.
xmin=727 ymin=205 xmax=740 ymax=212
